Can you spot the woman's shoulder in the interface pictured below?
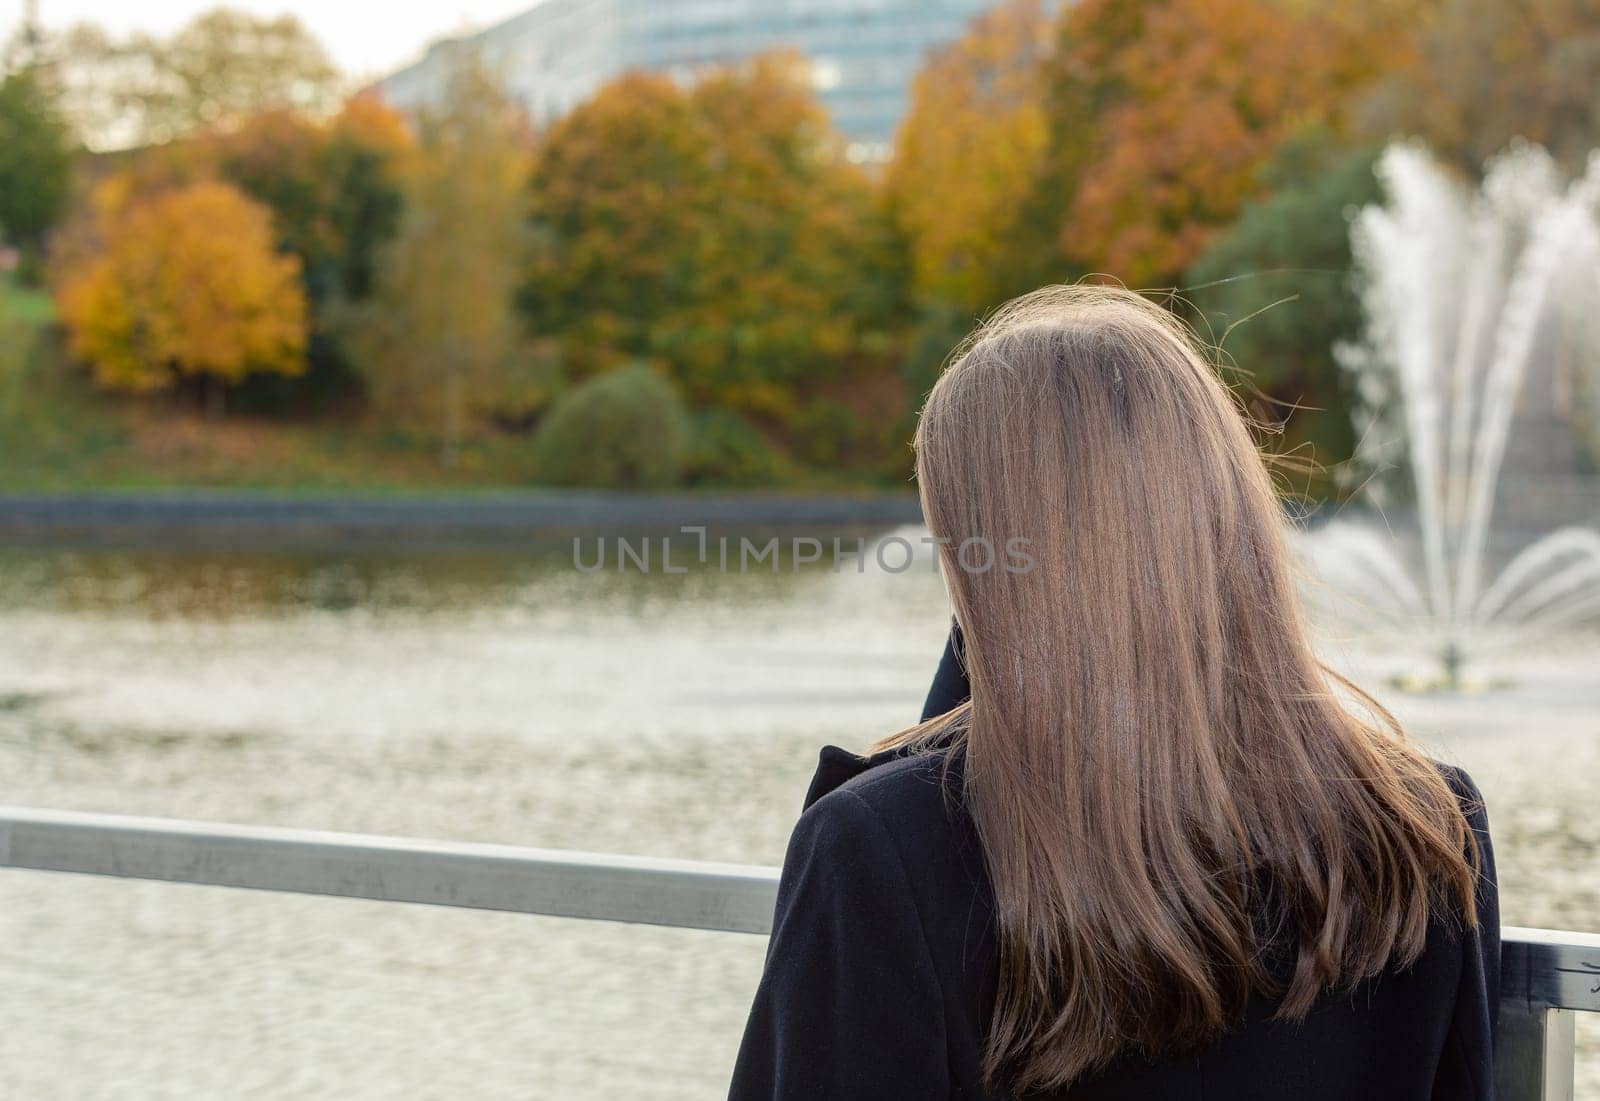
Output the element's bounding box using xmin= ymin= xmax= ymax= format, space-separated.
xmin=806 ymin=739 xmax=963 ymax=806
xmin=783 ymin=743 xmax=991 ymax=950
xmin=1432 ymin=760 xmax=1491 ymax=832
xmin=802 ymin=746 xmax=1487 ymax=822
xmin=795 ymin=742 xmax=971 ymax=856
xmin=1434 ymin=759 xmax=1481 ymax=797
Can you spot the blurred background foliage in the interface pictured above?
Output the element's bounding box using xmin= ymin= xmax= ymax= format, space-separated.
xmin=1 ymin=0 xmax=1597 ymax=492
xmin=532 ymin=364 xmax=691 ymax=490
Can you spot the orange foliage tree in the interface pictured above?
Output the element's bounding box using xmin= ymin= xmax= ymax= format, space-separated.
xmin=55 ymin=179 xmax=307 ymax=399
xmin=887 ymin=0 xmax=1057 ymax=315
xmin=183 ymin=94 xmax=412 ymax=410
xmin=1053 ymin=0 xmax=1411 ymax=287
xmin=523 ymin=53 xmax=905 ymax=424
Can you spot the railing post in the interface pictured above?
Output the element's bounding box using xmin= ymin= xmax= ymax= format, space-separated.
xmin=1498 ymin=925 xmax=1600 ymax=1100
xmin=1494 ymin=1004 xmax=1575 ymax=1101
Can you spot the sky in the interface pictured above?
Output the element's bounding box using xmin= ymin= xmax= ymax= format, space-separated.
xmin=0 ymin=0 xmax=538 ymax=83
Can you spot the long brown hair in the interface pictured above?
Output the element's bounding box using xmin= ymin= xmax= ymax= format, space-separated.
xmin=877 ymin=285 xmax=1479 ymax=1092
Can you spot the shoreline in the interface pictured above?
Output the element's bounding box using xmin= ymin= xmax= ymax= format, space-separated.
xmin=0 ymin=488 xmax=925 ymax=547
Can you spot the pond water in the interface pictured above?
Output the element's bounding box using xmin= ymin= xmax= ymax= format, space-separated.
xmin=0 ymin=528 xmax=1594 ymax=1098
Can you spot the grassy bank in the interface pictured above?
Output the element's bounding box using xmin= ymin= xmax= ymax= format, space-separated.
xmin=0 ymin=280 xmax=897 ymax=494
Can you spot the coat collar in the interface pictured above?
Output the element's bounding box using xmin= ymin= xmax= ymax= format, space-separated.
xmin=803 ymin=744 xmax=903 ymax=809
xmin=802 ymin=730 xmax=962 ymax=810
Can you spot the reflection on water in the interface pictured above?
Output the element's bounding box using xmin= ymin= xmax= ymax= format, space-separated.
xmin=0 ymin=531 xmax=934 ymax=619
xmin=0 ymin=531 xmax=950 ymax=751
xmin=0 ymin=531 xmax=1595 ymax=1098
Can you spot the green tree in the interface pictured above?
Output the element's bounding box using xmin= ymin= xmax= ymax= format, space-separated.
xmin=318 ymin=97 xmax=412 ymax=303
xmin=684 ymin=408 xmax=790 ymax=486
xmin=1185 ymin=134 xmax=1382 ymax=493
xmin=0 ymin=69 xmax=73 ymax=266
xmin=208 ymin=95 xmax=410 ymax=411
xmin=210 ymin=95 xmax=409 ymax=306
xmin=522 ymin=54 xmax=906 ymax=427
xmin=356 ymin=59 xmax=530 ymax=464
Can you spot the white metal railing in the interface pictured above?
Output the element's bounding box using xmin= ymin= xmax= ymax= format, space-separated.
xmin=1 ymin=806 xmax=1594 ymax=1100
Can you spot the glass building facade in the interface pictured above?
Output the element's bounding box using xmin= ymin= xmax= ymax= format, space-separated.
xmin=380 ymin=0 xmax=999 ymax=160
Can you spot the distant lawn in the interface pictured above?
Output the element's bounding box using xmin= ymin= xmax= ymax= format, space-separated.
xmin=0 ymin=275 xmax=54 ymax=327
xmin=0 ymin=309 xmax=888 ymax=494
xmin=0 ymin=343 xmax=544 ymax=492
xmin=0 ymin=277 xmax=901 ymax=494
xmin=0 ymin=290 xmax=545 ymax=490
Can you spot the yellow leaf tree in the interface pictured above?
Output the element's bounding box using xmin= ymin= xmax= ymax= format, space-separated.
xmin=356 ymin=57 xmax=531 ymax=465
xmin=887 ymin=0 xmax=1057 ymax=316
xmin=56 ymin=178 xmax=308 ymax=406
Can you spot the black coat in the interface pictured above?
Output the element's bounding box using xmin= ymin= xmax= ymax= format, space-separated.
xmin=730 ymin=631 xmax=1500 ymax=1099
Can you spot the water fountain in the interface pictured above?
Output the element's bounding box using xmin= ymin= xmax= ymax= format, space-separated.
xmin=1303 ymin=141 xmax=1600 ymax=688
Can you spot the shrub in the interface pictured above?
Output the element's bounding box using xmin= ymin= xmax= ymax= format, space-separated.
xmin=533 ymin=366 xmax=690 ymax=489
xmin=685 ymin=409 xmax=789 ymax=486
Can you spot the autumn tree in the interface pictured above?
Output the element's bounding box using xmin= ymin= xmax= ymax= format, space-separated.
xmin=55 ymin=178 xmax=307 ymax=410
xmin=204 ymin=94 xmax=410 ymax=410
xmin=211 ymin=95 xmax=409 ymax=305
xmin=356 ymin=59 xmax=530 ymax=464
xmin=1034 ymin=0 xmax=1419 ymax=288
xmin=887 ymin=0 xmax=1057 ymax=316
xmin=522 ymin=53 xmax=906 ymax=429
